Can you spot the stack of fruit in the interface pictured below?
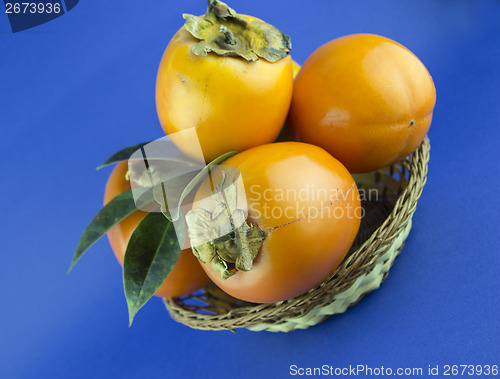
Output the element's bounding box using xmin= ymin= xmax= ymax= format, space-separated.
xmin=71 ymin=0 xmax=435 ymax=331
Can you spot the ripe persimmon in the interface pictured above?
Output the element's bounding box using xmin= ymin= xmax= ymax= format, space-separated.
xmin=288 ymin=33 xmax=436 ymax=173
xmin=156 ymin=0 xmax=293 ymax=162
xmin=185 ymin=142 xmax=361 ymax=303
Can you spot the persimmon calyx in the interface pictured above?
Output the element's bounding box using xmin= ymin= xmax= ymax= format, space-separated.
xmin=185 ymin=172 xmax=266 ymax=279
xmin=182 ymin=0 xmax=291 ymax=62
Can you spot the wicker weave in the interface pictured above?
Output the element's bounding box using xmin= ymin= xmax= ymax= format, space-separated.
xmin=164 ymin=137 xmax=430 ymax=332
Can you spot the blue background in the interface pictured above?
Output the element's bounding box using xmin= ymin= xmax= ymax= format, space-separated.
xmin=1 ymin=0 xmax=499 ymax=378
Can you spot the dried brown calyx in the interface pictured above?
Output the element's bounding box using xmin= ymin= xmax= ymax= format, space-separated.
xmin=185 ymin=172 xmax=266 ymax=279
xmin=183 ymin=0 xmax=291 ymax=62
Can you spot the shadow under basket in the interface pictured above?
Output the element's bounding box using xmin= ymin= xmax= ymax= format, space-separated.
xmin=164 ymin=137 xmax=431 ymax=332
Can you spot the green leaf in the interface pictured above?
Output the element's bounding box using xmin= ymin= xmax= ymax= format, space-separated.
xmin=97 ymin=142 xmax=152 ymax=170
xmin=169 ymin=151 xmax=238 ymax=221
xmin=68 ymin=190 xmax=138 ymax=273
xmin=123 ymin=213 xmax=182 ymax=326
xmin=97 ymin=141 xmax=202 ymax=171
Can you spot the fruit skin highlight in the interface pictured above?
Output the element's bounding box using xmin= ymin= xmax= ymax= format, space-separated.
xmin=187 ymin=142 xmax=361 ymax=303
xmin=104 ymin=162 xmax=211 ymax=298
xmin=156 ymin=1 xmax=294 ymax=162
xmin=288 ymin=33 xmax=436 ymax=173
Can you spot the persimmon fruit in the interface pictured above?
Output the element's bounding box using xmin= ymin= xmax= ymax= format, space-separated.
xmin=156 ymin=0 xmax=294 ymax=162
xmin=288 ymin=33 xmax=436 ymax=173
xmin=186 ymin=142 xmax=361 ymax=303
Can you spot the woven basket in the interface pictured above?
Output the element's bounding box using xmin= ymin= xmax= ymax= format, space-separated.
xmin=164 ymin=137 xmax=430 ymax=332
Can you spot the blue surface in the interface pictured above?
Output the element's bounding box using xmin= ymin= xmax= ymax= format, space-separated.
xmin=1 ymin=1 xmax=499 ymax=378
